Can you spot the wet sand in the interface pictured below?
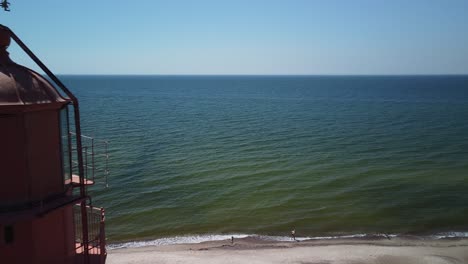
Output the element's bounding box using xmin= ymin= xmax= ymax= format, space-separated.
xmin=107 ymin=237 xmax=468 ymax=264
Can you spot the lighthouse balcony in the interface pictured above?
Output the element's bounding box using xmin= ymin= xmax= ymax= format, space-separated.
xmin=65 ymin=174 xmax=95 ymax=186
xmin=74 ymin=205 xmax=106 ymax=264
xmin=63 ymin=132 xmax=109 ymax=189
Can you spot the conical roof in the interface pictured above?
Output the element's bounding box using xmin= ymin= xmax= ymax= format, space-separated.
xmin=0 ymin=62 xmax=69 ymax=106
xmin=0 ymin=29 xmax=70 ymax=112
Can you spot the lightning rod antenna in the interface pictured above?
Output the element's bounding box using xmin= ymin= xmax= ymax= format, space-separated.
xmin=1 ymin=0 xmax=10 ymax=12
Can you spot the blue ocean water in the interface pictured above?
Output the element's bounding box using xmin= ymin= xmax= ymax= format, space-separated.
xmin=61 ymin=75 xmax=468 ymax=243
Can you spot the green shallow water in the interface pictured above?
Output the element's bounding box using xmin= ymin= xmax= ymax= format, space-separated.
xmin=61 ymin=75 xmax=468 ymax=242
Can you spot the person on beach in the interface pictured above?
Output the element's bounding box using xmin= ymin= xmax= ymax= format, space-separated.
xmin=291 ymin=229 xmax=296 ymax=241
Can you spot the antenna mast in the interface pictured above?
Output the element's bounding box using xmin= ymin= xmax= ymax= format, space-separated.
xmin=1 ymin=0 xmax=10 ymax=12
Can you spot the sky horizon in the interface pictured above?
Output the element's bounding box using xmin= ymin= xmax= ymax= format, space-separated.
xmin=1 ymin=1 xmax=468 ymax=75
xmin=53 ymin=73 xmax=468 ymax=76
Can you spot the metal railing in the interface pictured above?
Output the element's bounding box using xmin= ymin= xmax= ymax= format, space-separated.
xmin=74 ymin=205 xmax=106 ymax=260
xmin=66 ymin=132 xmax=110 ymax=188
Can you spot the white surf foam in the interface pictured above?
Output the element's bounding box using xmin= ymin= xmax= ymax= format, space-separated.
xmin=108 ymin=233 xmax=401 ymax=249
xmin=433 ymin=232 xmax=468 ymax=239
xmin=108 ymin=234 xmax=253 ymax=249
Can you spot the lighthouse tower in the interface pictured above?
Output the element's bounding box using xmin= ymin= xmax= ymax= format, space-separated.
xmin=0 ymin=26 xmax=106 ymax=263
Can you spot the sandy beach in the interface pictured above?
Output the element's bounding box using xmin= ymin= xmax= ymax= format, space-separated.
xmin=107 ymin=237 xmax=468 ymax=264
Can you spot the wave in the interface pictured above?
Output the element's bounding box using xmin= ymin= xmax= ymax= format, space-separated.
xmin=108 ymin=234 xmax=253 ymax=249
xmin=433 ymin=232 xmax=468 ymax=239
xmin=108 ymin=232 xmax=468 ymax=249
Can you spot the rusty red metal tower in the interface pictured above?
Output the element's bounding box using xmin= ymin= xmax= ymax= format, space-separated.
xmin=0 ymin=25 xmax=107 ymax=263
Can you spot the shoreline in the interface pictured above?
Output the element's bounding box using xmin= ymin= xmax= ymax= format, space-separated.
xmin=107 ymin=236 xmax=468 ymax=264
xmin=107 ymin=232 xmax=468 ymax=249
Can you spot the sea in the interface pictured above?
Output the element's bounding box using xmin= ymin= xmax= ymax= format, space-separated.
xmin=60 ymin=75 xmax=468 ymax=248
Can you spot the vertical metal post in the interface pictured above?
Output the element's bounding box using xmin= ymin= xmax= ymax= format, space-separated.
xmin=77 ymin=110 xmax=90 ymax=264
xmin=84 ymin=146 xmax=88 ymax=180
xmin=91 ymin=138 xmax=95 ymax=182
xmin=66 ymin=106 xmax=73 ymax=181
xmin=100 ymin=208 xmax=106 ymax=263
xmin=105 ymin=142 xmax=109 ymax=188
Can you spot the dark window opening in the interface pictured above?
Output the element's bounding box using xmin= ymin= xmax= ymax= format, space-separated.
xmin=4 ymin=225 xmax=14 ymax=244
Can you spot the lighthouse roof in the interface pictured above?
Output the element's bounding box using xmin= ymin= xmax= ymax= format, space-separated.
xmin=0 ymin=27 xmax=70 ymax=112
xmin=0 ymin=61 xmax=70 ymax=110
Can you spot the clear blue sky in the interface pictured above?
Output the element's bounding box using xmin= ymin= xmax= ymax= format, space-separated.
xmin=1 ymin=0 xmax=468 ymax=75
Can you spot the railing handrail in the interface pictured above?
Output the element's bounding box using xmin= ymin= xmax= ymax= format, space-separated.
xmin=74 ymin=205 xmax=106 ymax=256
xmin=70 ymin=131 xmax=110 ymax=143
xmin=66 ymin=132 xmax=110 ymax=188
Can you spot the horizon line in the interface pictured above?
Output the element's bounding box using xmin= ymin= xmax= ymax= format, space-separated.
xmin=54 ymin=73 xmax=468 ymax=77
